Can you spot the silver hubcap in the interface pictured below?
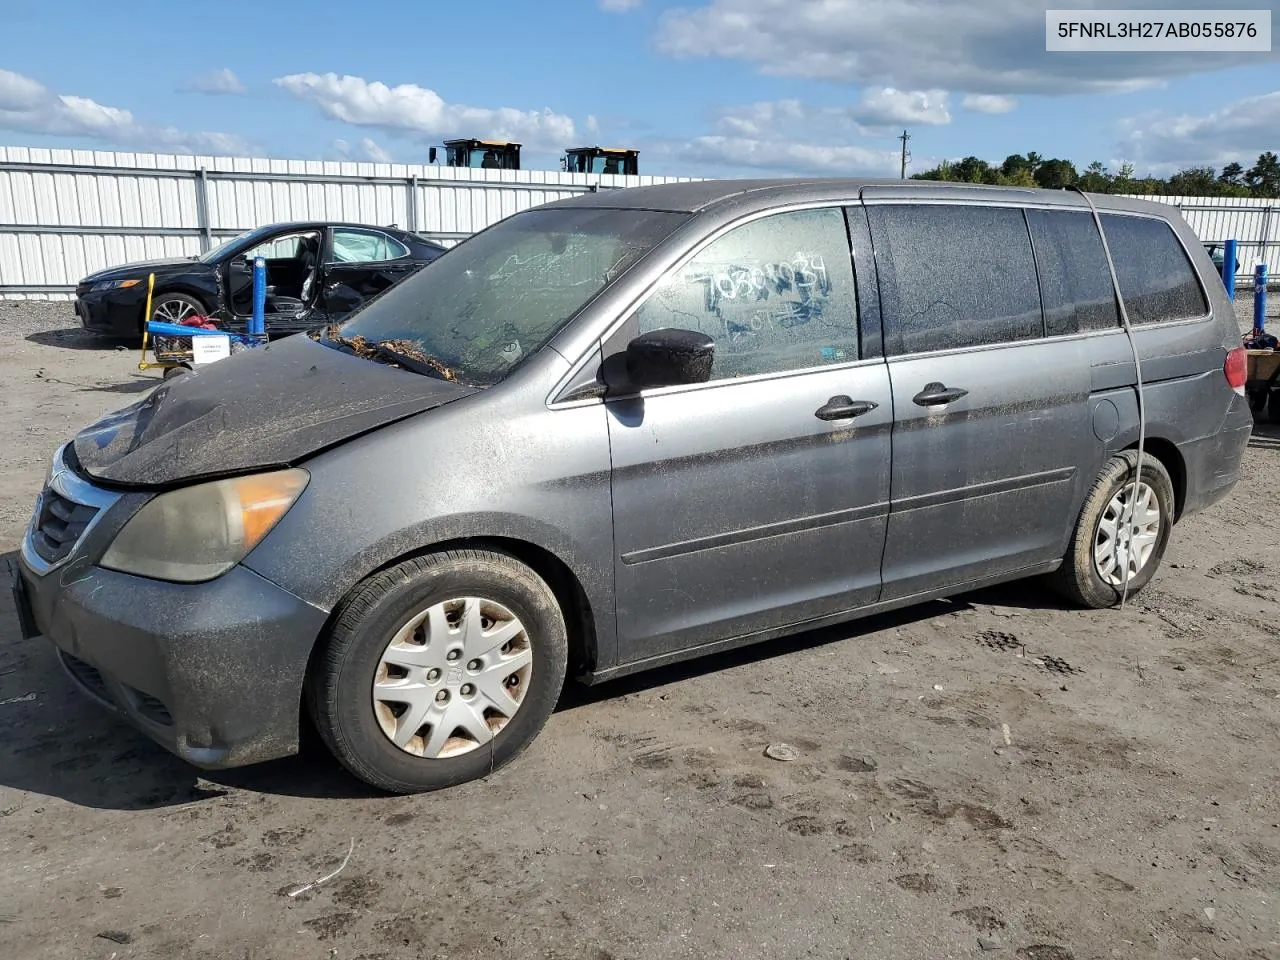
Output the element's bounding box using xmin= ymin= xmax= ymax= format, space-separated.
xmin=153 ymin=299 xmax=197 ymax=323
xmin=372 ymin=597 xmax=532 ymax=759
xmin=1094 ymin=481 xmax=1161 ymax=587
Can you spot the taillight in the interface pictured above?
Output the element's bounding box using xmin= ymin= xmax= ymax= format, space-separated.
xmin=1224 ymin=345 xmax=1247 ymax=396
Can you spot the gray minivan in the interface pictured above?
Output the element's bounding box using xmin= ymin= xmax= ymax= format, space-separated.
xmin=14 ymin=179 xmax=1253 ymax=793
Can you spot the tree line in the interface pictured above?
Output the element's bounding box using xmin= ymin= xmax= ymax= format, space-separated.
xmin=910 ymin=151 xmax=1280 ymax=198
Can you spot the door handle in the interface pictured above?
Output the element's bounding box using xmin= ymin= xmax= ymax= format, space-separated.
xmin=815 ymin=395 xmax=879 ymax=421
xmin=912 ymin=382 xmax=969 ymax=406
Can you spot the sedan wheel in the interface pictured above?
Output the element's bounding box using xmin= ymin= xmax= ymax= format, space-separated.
xmin=152 ymin=296 xmax=202 ymax=324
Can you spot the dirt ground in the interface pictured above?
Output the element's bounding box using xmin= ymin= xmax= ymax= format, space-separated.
xmin=1 ymin=298 xmax=1278 ymax=960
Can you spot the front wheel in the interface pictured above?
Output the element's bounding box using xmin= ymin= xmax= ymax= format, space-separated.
xmin=1052 ymin=451 xmax=1175 ymax=608
xmin=306 ymin=549 xmax=568 ymax=794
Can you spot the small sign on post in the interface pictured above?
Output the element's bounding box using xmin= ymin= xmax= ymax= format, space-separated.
xmin=191 ymin=333 xmax=232 ymax=364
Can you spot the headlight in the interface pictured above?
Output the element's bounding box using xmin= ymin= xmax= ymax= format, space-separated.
xmin=101 ymin=468 xmax=309 ymax=583
xmin=91 ymin=279 xmax=142 ymax=293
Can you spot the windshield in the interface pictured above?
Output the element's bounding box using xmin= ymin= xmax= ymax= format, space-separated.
xmin=198 ymin=225 xmax=286 ymax=263
xmin=327 ymin=207 xmax=689 ymax=385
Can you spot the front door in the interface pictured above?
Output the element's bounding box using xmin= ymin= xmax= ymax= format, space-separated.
xmin=864 ymin=198 xmax=1094 ymax=599
xmin=225 ymin=228 xmax=323 ymax=326
xmin=321 ymin=228 xmax=421 ymax=321
xmin=606 ymin=206 xmax=892 ymax=665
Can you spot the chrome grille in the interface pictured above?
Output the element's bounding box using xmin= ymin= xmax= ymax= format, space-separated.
xmin=21 ymin=442 xmax=121 ymax=575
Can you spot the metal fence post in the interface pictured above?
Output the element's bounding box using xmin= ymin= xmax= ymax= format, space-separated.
xmin=406 ymin=175 xmax=418 ymax=234
xmin=194 ymin=166 xmax=212 ymax=254
xmin=1223 ymin=238 xmax=1237 ymax=300
xmin=1255 ymin=263 xmax=1269 ymax=332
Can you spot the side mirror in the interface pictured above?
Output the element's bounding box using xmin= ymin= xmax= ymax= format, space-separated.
xmin=619 ymin=328 xmax=715 ymax=390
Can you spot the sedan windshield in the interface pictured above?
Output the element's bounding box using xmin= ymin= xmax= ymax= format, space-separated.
xmin=326 ymin=207 xmax=689 ymax=385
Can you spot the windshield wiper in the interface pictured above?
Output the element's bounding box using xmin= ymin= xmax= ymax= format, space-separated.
xmin=310 ymin=326 xmax=459 ymax=382
xmin=373 ymin=340 xmax=458 ymax=382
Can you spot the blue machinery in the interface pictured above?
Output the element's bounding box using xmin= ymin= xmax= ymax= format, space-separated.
xmin=1223 ymin=239 xmax=1237 ymax=301
xmin=1255 ymin=262 xmax=1268 ymax=332
xmin=250 ymin=256 xmax=266 ymax=337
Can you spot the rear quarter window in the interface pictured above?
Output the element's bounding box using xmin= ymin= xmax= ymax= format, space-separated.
xmin=1100 ymin=214 xmax=1208 ymax=325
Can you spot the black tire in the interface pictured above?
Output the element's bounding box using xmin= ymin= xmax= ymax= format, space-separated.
xmin=1052 ymin=451 xmax=1175 ymax=609
xmin=1268 ymin=390 xmax=1280 ymax=425
xmin=162 ymin=364 xmax=191 ymax=380
xmin=306 ymin=549 xmax=568 ymax=794
xmin=145 ymin=291 xmax=208 ymax=339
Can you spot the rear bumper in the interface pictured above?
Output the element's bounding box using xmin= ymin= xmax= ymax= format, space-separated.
xmin=1180 ymin=401 xmax=1253 ymax=517
xmin=15 ymin=558 xmax=328 ymax=770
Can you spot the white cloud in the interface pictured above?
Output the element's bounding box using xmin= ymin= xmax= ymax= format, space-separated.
xmin=358 ymin=136 xmax=392 ymax=163
xmin=1120 ymin=90 xmax=1280 ymax=168
xmin=332 ymin=136 xmax=393 ymax=162
xmin=714 ymin=92 xmax=947 ymax=143
xmin=585 ymin=114 xmax=600 ymax=135
xmin=0 ymin=68 xmax=252 ymax=154
xmin=601 ymin=0 xmax=642 ymax=9
xmin=273 ymin=72 xmax=576 ymax=152
xmin=673 ymin=135 xmax=899 ymax=176
xmin=656 ymin=0 xmax=1270 ymax=94
xmin=962 ymin=93 xmax=1016 ymax=114
xmin=677 ymin=95 xmax=919 ymax=175
xmin=185 ymin=68 xmax=247 ymax=95
xmin=856 ymin=88 xmax=950 ymax=127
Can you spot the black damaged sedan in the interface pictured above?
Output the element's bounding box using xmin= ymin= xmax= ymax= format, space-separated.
xmin=75 ymin=221 xmax=447 ymax=340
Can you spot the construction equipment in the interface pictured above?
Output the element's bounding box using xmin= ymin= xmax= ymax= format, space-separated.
xmin=562 ymin=146 xmax=639 ymax=176
xmin=430 ymin=139 xmax=522 ymax=170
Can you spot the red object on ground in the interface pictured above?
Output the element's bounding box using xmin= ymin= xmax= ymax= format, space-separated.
xmin=177 ymin=315 xmax=220 ymax=331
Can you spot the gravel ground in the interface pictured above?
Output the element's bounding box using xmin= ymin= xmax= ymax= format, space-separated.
xmin=1 ymin=299 xmax=1279 ymax=960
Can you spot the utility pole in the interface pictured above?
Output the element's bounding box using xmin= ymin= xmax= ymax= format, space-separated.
xmin=898 ymin=129 xmax=911 ymax=179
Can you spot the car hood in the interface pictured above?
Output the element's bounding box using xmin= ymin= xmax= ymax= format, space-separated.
xmin=73 ymin=335 xmax=477 ymax=487
xmin=82 ymin=257 xmax=207 ymax=284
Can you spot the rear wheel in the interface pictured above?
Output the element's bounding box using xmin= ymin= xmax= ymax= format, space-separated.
xmin=1052 ymin=451 xmax=1174 ymax=608
xmin=306 ymin=549 xmax=568 ymax=794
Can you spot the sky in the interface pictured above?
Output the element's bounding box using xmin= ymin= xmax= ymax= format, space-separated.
xmin=0 ymin=0 xmax=1278 ymax=179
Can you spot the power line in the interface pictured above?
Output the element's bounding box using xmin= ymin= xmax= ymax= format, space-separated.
xmin=898 ymin=130 xmax=912 ymax=180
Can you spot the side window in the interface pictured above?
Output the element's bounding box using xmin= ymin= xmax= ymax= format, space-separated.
xmin=867 ymin=204 xmax=1042 ymax=354
xmin=1027 ymin=209 xmax=1120 ymax=336
xmin=331 ymin=229 xmax=410 ymax=263
xmin=245 ymin=232 xmax=316 ymax=261
xmin=1100 ymin=214 xmax=1208 ymax=324
xmin=635 ymin=208 xmax=859 ymax=380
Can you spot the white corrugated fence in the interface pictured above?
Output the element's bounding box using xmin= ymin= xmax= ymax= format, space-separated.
xmin=2 ymin=146 xmax=1277 ymax=300
xmin=1119 ymin=193 xmax=1279 ymax=281
xmin=0 ymin=146 xmax=699 ymax=300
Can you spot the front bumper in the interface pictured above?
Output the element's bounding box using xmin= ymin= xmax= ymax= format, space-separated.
xmin=15 ymin=460 xmax=328 ymax=769
xmin=75 ymin=285 xmax=146 ymax=337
